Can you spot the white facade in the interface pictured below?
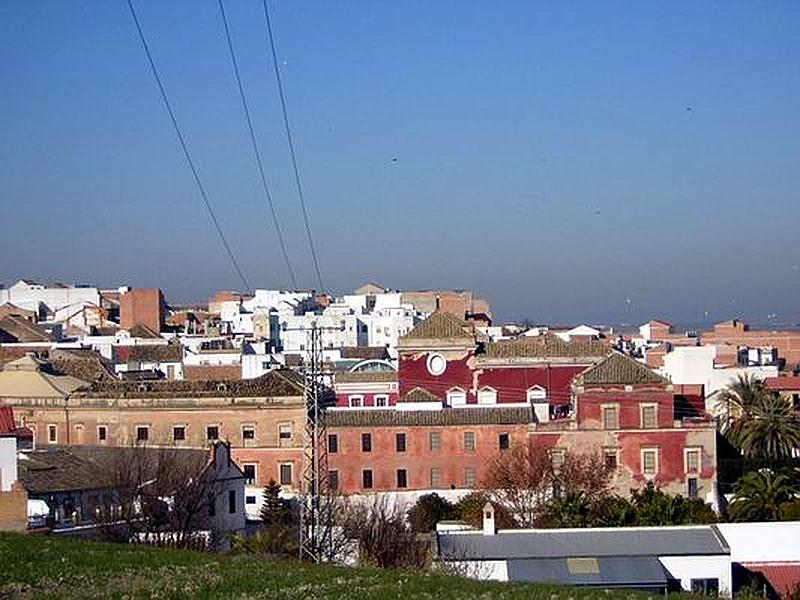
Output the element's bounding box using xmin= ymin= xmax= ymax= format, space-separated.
xmin=0 ymin=280 xmax=101 ymax=322
xmin=660 ymin=345 xmax=778 ymax=410
xmin=658 ymin=554 xmax=731 ymax=596
xmin=0 ymin=437 xmax=18 ymax=492
xmin=716 ymin=522 xmax=800 ymax=563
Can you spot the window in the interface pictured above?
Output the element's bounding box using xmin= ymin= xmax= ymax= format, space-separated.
xmin=242 ymin=425 xmax=255 ymax=445
xmin=464 ymin=467 xmax=476 ymax=487
xmin=640 ymin=404 xmax=657 ymax=429
xmin=228 ymin=489 xmax=236 ymax=514
xmin=463 ymin=431 xmax=476 ymax=452
xmin=349 ymin=395 xmax=363 ymax=408
xmin=429 ymin=431 xmax=441 ymax=452
xmin=498 ymin=432 xmax=510 ymax=450
xmin=642 ymin=448 xmax=658 ymax=476
xmin=279 ymin=423 xmax=292 ymax=447
xmin=691 ymin=579 xmax=719 ymax=595
xmin=687 ymin=477 xmax=699 ymax=499
xmin=430 ymin=468 xmax=441 ymax=488
xmin=478 ymin=387 xmax=497 ymax=405
xmin=602 ymin=406 xmax=619 ymax=430
xmin=685 ymin=448 xmax=701 ymax=474
xmin=245 ymin=495 xmax=256 ymax=505
xmin=603 ymin=448 xmax=618 ymax=470
xmin=447 ymin=388 xmax=467 ymax=407
xmin=328 ymin=433 xmax=338 ymax=453
xmin=397 ymin=469 xmax=408 ymax=489
xmin=551 ymin=448 xmax=566 ymax=469
xmin=207 ymin=425 xmax=219 ymax=441
xmin=375 ymin=395 xmax=388 ymax=407
xmin=396 ymin=432 xmax=406 ymax=452
xmin=97 ymin=425 xmax=107 ymax=442
xmin=243 ymin=464 xmax=257 ymax=485
xmin=361 ymin=433 xmax=372 ymax=452
xmin=173 ymin=425 xmax=186 ymax=442
xmin=279 ymin=463 xmax=293 ymax=486
xmin=362 ymin=469 xmax=373 ymax=489
xmin=328 ymin=470 xmax=339 ymax=490
xmin=47 ymin=424 xmax=57 ymax=444
xmin=527 ymin=386 xmax=547 ymax=402
xmin=136 ymin=426 xmax=149 ymax=443
xmin=426 ymin=353 xmax=446 ymax=376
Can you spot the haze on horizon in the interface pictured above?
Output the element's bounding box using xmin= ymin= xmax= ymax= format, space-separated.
xmin=1 ymin=1 xmax=799 ymax=325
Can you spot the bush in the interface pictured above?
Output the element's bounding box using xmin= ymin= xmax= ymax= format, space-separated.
xmin=407 ymin=493 xmax=458 ymax=533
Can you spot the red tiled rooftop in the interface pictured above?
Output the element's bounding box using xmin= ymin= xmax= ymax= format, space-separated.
xmin=764 ymin=376 xmax=800 ymax=392
xmin=742 ymin=562 xmax=800 ymax=597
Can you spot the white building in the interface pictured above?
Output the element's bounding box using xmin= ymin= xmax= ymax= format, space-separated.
xmin=659 ymin=345 xmax=778 ymax=415
xmin=436 ymin=507 xmax=732 ymax=595
xmin=0 ymin=280 xmax=101 ymax=323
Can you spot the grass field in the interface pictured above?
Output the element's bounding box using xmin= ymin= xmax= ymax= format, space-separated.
xmin=0 ymin=532 xmax=672 ymax=599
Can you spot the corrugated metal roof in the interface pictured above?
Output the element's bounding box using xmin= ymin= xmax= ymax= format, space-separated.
xmin=507 ymin=556 xmax=667 ymax=587
xmin=742 ymin=562 xmax=800 ymax=597
xmin=438 ymin=526 xmax=727 ymax=560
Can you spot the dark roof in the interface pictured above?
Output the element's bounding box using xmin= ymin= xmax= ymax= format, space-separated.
xmin=335 ymin=371 xmax=397 ymax=384
xmin=127 ymin=324 xmax=161 ymax=339
xmin=578 ymin=352 xmax=667 ymax=385
xmin=78 ymin=368 xmax=303 ymax=398
xmin=326 ymin=406 xmax=533 ymax=428
xmin=0 ymin=315 xmax=53 ymax=343
xmin=127 ymin=344 xmax=182 ymax=363
xmin=483 ymin=335 xmax=608 ymax=360
xmin=48 ymin=348 xmax=117 ymax=383
xmin=402 ymin=311 xmax=474 ymax=340
xmin=340 ymin=346 xmax=390 ymax=360
xmin=437 ymin=526 xmax=727 ymax=561
xmin=399 ymin=387 xmax=440 ymax=403
xmin=506 ymin=556 xmax=667 ymax=588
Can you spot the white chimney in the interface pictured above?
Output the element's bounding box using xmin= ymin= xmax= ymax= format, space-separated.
xmin=482 ymin=501 xmax=496 ymax=536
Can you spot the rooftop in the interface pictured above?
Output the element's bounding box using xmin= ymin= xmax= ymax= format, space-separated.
xmin=483 ymin=334 xmax=608 ymax=360
xmin=577 ymin=352 xmax=667 ymax=386
xmin=401 ymin=311 xmax=474 ymax=341
xmin=326 ymin=406 xmax=533 ymax=427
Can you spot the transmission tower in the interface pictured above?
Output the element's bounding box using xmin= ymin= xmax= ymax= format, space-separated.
xmin=294 ymin=321 xmax=337 ymax=562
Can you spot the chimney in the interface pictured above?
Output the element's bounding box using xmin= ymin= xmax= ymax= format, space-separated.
xmin=482 ymin=501 xmax=496 ymax=536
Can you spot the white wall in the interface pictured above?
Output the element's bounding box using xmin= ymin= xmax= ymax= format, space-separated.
xmin=717 ymin=522 xmax=800 ymax=563
xmin=0 ymin=437 xmax=18 ymax=491
xmin=3 ymin=281 xmax=100 ymax=321
xmin=659 ymin=554 xmax=731 ymax=596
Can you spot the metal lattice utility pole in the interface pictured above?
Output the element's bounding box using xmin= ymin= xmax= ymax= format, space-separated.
xmin=296 ymin=321 xmax=336 ymax=562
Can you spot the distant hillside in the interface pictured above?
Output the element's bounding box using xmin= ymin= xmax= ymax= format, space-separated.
xmin=0 ymin=532 xmax=662 ymax=599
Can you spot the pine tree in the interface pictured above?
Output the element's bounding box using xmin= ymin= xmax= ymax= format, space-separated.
xmin=260 ymin=479 xmax=285 ymax=526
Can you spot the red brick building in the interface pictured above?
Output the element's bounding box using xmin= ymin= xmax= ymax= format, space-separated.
xmin=702 ymin=319 xmax=800 ymax=368
xmin=120 ymin=288 xmax=166 ymax=334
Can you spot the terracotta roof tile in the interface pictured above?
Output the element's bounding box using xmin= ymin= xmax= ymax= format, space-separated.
xmin=127 ymin=344 xmax=182 ymax=363
xmin=484 ymin=334 xmax=608 ymax=359
xmin=340 ymin=346 xmax=390 ymax=360
xmin=335 ymin=371 xmax=397 ymax=384
xmin=578 ymin=352 xmax=667 ymax=385
xmin=0 ymin=315 xmax=53 ymax=343
xmin=402 ymin=311 xmax=473 ymax=340
xmin=398 ymin=386 xmax=440 ymax=403
xmin=326 ymin=406 xmax=533 ymax=428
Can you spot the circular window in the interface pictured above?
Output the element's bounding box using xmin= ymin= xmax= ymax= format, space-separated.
xmin=426 ymin=353 xmax=446 ymax=376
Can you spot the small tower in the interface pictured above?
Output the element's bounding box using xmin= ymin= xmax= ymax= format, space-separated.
xmin=482 ymin=501 xmax=496 ymax=536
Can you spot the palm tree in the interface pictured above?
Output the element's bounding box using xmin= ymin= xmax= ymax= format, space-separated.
xmin=717 ymin=374 xmax=800 ymax=459
xmin=728 ymin=469 xmax=798 ymax=521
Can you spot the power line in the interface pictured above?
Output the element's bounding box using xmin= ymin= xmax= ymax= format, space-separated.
xmin=218 ymin=0 xmax=298 ymax=289
xmin=126 ymin=0 xmax=253 ymax=295
xmin=261 ymin=0 xmax=325 ymax=293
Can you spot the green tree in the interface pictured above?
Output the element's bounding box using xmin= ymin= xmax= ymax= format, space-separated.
xmin=407 ymin=493 xmax=457 ymax=533
xmin=728 ymin=469 xmax=799 ymax=522
xmin=717 ymin=375 xmax=800 ymax=459
xmin=629 ymin=483 xmax=717 ymax=526
xmin=259 ymin=479 xmax=287 ymax=526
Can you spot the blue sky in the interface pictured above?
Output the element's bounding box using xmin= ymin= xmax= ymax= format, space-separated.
xmin=1 ymin=1 xmax=799 ymax=324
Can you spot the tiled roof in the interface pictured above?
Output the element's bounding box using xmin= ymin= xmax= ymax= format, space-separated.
xmin=484 ymin=334 xmax=608 ymax=359
xmin=49 ymin=348 xmax=117 ymax=383
xmin=0 ymin=405 xmax=15 ymax=434
xmin=741 ymin=562 xmax=800 ymax=598
xmin=326 ymin=406 xmax=533 ymax=428
xmin=578 ymin=352 xmax=667 ymax=385
xmin=79 ymin=368 xmax=303 ymax=398
xmin=183 ymin=365 xmax=241 ymax=381
xmin=127 ymin=324 xmax=161 ymax=339
xmin=335 ymin=371 xmax=397 ymax=384
xmin=0 ymin=315 xmax=53 ymax=343
xmin=402 ymin=311 xmax=473 ymax=340
xmin=340 ymin=346 xmax=390 ymax=360
xmin=127 ymin=344 xmax=182 ymax=363
xmin=398 ymin=386 xmax=440 ymax=403
xmin=764 ymin=376 xmax=800 ymax=392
